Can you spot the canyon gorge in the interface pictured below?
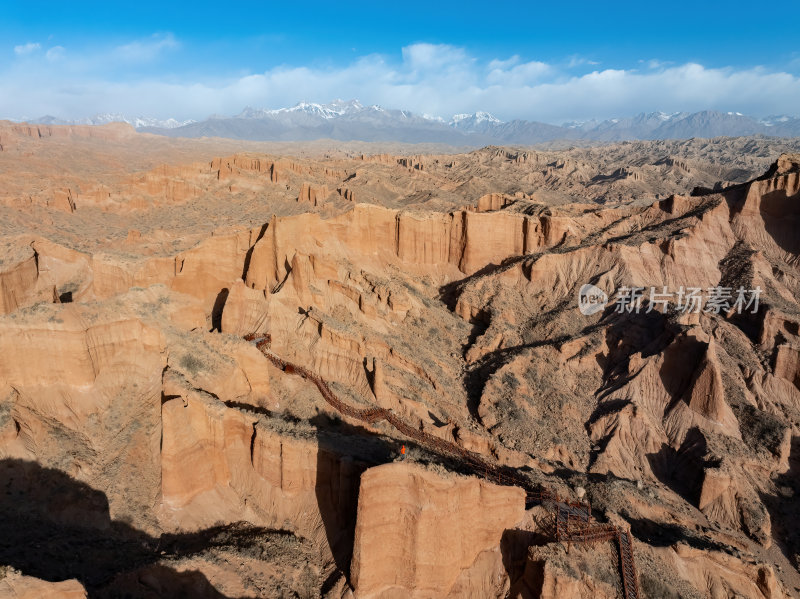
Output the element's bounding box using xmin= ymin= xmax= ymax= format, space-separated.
xmin=1 ymin=121 xmax=800 ymax=598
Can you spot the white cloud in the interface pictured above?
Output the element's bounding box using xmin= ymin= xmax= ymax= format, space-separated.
xmin=113 ymin=33 xmax=178 ymax=63
xmin=487 ymin=59 xmax=550 ymax=86
xmin=2 ymin=39 xmax=800 ymax=123
xmin=488 ymin=55 xmax=520 ymax=70
xmin=644 ymin=59 xmax=674 ymax=70
xmin=401 ymin=43 xmax=471 ymax=73
xmin=567 ymin=55 xmax=600 ymax=68
xmin=46 ymin=46 xmax=65 ymax=61
xmin=13 ymin=42 xmax=41 ymax=56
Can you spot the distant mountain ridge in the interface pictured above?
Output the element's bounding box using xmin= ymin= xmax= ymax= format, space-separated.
xmin=30 ymin=100 xmax=800 ymax=144
xmin=453 ymin=108 xmax=800 ymax=142
xmin=31 ymin=113 xmax=195 ymax=130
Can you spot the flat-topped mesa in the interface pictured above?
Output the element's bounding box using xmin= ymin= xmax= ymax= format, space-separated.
xmin=298 ymin=182 xmax=331 ymax=206
xmin=92 ymin=227 xmax=262 ymax=311
xmin=472 ymin=193 xmax=515 ymax=212
xmin=0 ymin=198 xmax=596 ymax=323
xmin=210 ymin=153 xmax=350 ymax=186
xmin=359 ymin=153 xmax=395 ymax=164
xmin=244 ymin=203 xmax=583 ymax=293
xmin=323 ymin=166 xmax=349 ymax=180
xmin=655 ymin=156 xmax=692 ymax=172
xmin=212 ymin=155 xmax=274 ymax=181
xmin=357 ymin=153 xmax=427 ymax=170
xmin=0 ymin=121 xmax=136 ymax=143
xmin=397 ymin=156 xmax=425 ymax=170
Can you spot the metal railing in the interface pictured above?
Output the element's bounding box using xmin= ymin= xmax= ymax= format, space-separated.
xmin=244 ymin=333 xmax=640 ymax=598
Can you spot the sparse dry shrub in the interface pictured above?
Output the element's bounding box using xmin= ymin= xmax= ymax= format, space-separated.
xmin=179 ymin=354 xmax=205 ymax=375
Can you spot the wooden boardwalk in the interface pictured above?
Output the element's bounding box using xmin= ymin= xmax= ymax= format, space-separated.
xmin=245 ymin=333 xmax=640 ymax=598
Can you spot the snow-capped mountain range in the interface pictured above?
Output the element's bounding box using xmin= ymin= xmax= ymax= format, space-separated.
xmin=28 ymin=100 xmax=800 ymax=144
xmin=237 ymin=99 xmax=376 ymax=120
xmin=30 ymin=113 xmax=195 ymax=129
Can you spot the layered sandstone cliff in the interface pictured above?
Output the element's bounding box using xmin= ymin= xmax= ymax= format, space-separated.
xmin=350 ymin=463 xmax=525 ymax=598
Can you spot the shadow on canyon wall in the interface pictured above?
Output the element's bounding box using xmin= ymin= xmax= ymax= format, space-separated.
xmin=0 ymin=458 xmax=286 ymax=598
xmin=311 ymin=413 xmax=392 ymax=594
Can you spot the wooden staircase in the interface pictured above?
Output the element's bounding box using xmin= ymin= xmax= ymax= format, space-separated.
xmin=245 ymin=334 xmax=640 ymax=599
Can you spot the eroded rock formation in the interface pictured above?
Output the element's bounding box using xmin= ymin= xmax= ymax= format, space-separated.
xmin=2 ymin=128 xmax=800 ymax=598
xmin=350 ymin=463 xmax=525 ymax=598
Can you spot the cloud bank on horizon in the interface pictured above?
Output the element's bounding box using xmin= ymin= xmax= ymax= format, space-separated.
xmin=3 ymin=35 xmax=800 ymax=124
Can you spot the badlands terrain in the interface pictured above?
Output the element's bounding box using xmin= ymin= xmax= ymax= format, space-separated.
xmin=1 ymin=121 xmax=800 ymax=598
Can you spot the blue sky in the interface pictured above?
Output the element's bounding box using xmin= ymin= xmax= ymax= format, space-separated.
xmin=2 ymin=1 xmax=799 ymax=122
